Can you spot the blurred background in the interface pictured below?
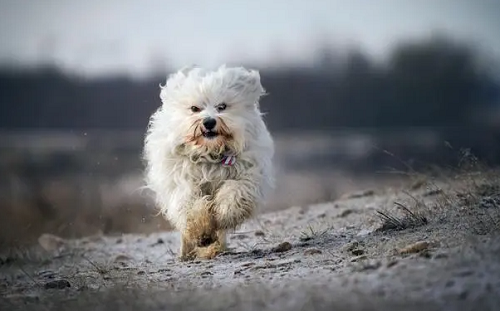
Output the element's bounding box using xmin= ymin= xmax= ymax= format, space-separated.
xmin=1 ymin=0 xmax=500 ymax=246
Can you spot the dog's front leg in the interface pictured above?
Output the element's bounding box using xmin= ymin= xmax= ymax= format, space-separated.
xmin=179 ymin=195 xmax=216 ymax=261
xmin=211 ymin=179 xmax=260 ymax=230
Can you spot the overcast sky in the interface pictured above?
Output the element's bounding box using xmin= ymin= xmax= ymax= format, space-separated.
xmin=1 ymin=0 xmax=500 ymax=77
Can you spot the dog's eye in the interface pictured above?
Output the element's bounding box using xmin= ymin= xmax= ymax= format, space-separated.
xmin=216 ymin=103 xmax=227 ymax=112
xmin=190 ymin=106 xmax=201 ymax=113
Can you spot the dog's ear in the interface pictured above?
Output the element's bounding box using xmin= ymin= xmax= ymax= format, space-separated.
xmin=159 ymin=65 xmax=200 ymax=104
xmin=229 ymin=68 xmax=266 ymax=103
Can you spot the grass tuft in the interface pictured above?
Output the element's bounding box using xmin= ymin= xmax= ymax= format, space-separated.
xmin=376 ymin=201 xmax=428 ymax=232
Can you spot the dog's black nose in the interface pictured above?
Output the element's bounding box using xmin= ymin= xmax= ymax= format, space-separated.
xmin=203 ymin=117 xmax=217 ymax=130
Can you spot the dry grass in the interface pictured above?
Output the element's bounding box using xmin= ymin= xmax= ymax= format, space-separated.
xmin=376 ymin=200 xmax=428 ymax=232
xmin=374 ymin=145 xmax=500 ymax=235
xmin=299 ymin=223 xmax=332 ymax=242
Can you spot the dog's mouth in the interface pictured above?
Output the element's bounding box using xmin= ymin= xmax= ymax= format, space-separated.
xmin=202 ymin=130 xmax=219 ymax=139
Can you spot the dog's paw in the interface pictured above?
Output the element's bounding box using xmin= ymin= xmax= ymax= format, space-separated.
xmin=178 ymin=250 xmax=197 ymax=262
xmin=195 ymin=242 xmax=223 ymax=260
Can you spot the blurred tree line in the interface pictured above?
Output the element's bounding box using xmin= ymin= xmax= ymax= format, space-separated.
xmin=0 ymin=34 xmax=499 ymax=132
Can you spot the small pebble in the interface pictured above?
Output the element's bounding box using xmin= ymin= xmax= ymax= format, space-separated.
xmin=272 ymin=242 xmax=292 ymax=253
xmin=38 ymin=234 xmax=66 ymax=252
xmin=44 ymin=279 xmax=71 ymax=289
xmin=304 ymin=249 xmax=322 ymax=256
xmin=386 ymin=260 xmax=398 ymax=268
xmin=398 ymin=241 xmax=429 ymax=254
xmin=351 ymin=249 xmax=364 ymax=256
xmin=254 ymin=230 xmax=265 ymax=237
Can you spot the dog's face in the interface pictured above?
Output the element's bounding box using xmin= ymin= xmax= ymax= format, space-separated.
xmin=158 ymin=65 xmax=266 ymax=159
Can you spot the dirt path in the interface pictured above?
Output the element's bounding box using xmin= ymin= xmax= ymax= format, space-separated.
xmin=1 ymin=175 xmax=500 ymax=311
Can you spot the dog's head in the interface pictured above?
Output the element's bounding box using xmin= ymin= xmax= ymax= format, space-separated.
xmin=157 ymin=65 xmax=266 ymax=160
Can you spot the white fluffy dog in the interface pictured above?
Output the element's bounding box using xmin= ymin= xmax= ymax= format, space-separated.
xmin=143 ymin=65 xmax=274 ymax=260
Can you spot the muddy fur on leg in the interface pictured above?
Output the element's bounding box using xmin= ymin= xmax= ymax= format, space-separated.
xmin=182 ymin=202 xmax=221 ymax=260
xmin=182 ymin=202 xmax=231 ymax=260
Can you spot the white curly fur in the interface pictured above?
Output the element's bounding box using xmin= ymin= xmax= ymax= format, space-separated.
xmin=143 ymin=65 xmax=274 ymax=259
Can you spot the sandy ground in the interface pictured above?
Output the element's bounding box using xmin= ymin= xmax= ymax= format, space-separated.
xmin=1 ymin=172 xmax=500 ymax=311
